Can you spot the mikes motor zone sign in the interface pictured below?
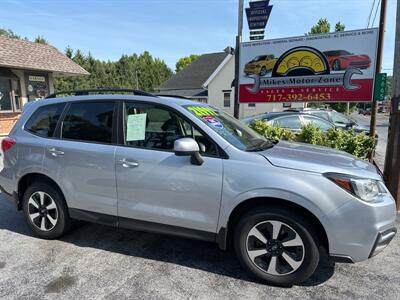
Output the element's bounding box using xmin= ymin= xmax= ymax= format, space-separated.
xmin=239 ymin=28 xmax=378 ymax=103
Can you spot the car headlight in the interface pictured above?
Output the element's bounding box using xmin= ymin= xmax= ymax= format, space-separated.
xmin=324 ymin=173 xmax=387 ymax=202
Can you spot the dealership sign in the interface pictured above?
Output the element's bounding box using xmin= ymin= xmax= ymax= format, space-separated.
xmin=239 ymin=28 xmax=379 ymax=103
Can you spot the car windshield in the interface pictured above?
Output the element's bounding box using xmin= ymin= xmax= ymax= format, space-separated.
xmin=331 ymin=111 xmax=353 ymax=125
xmin=183 ymin=105 xmax=275 ymax=151
xmin=251 ymin=56 xmax=263 ymax=62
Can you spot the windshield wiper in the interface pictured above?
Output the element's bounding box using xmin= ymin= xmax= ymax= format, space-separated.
xmin=246 ymin=140 xmax=277 ymax=152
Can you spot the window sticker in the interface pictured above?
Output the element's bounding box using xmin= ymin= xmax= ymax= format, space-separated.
xmin=126 ymin=113 xmax=147 ymax=141
xmin=202 ymin=116 xmax=224 ymax=129
xmin=186 ymin=106 xmax=218 ymax=117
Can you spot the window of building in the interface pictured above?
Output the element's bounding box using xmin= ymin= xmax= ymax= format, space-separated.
xmin=61 ymin=101 xmax=115 ymax=144
xmin=223 ymin=92 xmax=231 ymax=107
xmin=124 ymin=102 xmax=218 ymax=156
xmin=0 ymin=78 xmax=21 ymax=112
xmin=25 ymin=103 xmax=65 ymax=138
xmin=248 ymin=103 xmax=256 ymax=108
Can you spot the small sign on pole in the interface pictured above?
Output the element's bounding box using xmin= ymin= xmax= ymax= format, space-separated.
xmin=246 ymin=0 xmax=273 ymax=40
xmin=373 ymin=73 xmax=387 ymax=101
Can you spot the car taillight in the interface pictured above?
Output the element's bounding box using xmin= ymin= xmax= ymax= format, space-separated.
xmin=1 ymin=137 xmax=16 ymax=152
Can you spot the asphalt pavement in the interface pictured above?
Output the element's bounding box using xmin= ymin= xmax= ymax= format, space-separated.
xmin=0 ymin=195 xmax=399 ymax=299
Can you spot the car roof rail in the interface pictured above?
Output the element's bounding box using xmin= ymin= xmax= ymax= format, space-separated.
xmin=45 ymin=88 xmax=157 ymax=99
xmin=157 ymin=94 xmax=190 ymax=99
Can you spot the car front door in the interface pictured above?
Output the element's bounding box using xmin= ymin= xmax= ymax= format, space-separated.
xmin=115 ymin=101 xmax=223 ymax=233
xmin=43 ymin=100 xmax=118 ymax=218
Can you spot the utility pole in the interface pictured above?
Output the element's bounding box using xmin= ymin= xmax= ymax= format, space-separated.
xmin=383 ymin=0 xmax=400 ymax=210
xmin=369 ymin=0 xmax=387 ymax=149
xmin=233 ymin=0 xmax=244 ymax=119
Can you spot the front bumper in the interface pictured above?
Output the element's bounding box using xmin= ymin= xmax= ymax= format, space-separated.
xmin=321 ymin=193 xmax=397 ymax=263
xmin=369 ymin=227 xmax=397 ymax=258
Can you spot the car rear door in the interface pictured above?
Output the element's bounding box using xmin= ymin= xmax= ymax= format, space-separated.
xmin=115 ymin=101 xmax=223 ymax=234
xmin=42 ymin=100 xmax=118 ymax=218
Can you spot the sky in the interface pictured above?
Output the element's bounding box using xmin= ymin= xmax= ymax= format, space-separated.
xmin=1 ymin=0 xmax=397 ymax=73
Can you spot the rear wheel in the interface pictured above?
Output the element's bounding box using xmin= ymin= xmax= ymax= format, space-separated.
xmin=234 ymin=207 xmax=320 ymax=286
xmin=22 ymin=182 xmax=71 ymax=239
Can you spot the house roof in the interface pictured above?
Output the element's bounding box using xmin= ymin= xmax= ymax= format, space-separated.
xmin=159 ymin=52 xmax=229 ymax=92
xmin=0 ymin=36 xmax=89 ymax=76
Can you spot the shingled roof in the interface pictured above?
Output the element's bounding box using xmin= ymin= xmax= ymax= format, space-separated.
xmin=0 ymin=36 xmax=89 ymax=76
xmin=159 ymin=52 xmax=229 ymax=97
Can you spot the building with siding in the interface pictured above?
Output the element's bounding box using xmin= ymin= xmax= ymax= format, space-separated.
xmin=0 ymin=36 xmax=89 ymax=134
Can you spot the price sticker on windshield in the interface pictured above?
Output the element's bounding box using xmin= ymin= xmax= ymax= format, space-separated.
xmin=186 ymin=106 xmax=218 ymax=117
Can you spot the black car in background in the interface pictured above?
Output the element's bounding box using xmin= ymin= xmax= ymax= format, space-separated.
xmin=241 ymin=111 xmax=335 ymax=133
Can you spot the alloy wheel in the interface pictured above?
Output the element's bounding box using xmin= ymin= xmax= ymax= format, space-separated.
xmin=28 ymin=191 xmax=58 ymax=232
xmin=246 ymin=220 xmax=305 ymax=276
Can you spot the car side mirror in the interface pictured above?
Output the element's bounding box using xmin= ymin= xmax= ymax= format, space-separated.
xmin=174 ymin=138 xmax=204 ymax=166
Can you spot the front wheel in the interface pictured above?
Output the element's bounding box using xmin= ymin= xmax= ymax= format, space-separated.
xmin=234 ymin=207 xmax=320 ymax=286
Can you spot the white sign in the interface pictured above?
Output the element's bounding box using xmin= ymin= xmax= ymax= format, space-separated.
xmin=239 ymin=28 xmax=379 ymax=103
xmin=28 ymin=75 xmax=46 ymax=82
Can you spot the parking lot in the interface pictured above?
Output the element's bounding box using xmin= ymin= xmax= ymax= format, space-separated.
xmin=0 ymin=195 xmax=399 ymax=300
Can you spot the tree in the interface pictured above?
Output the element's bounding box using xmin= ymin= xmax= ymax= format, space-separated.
xmin=175 ymin=54 xmax=199 ymax=73
xmin=34 ymin=35 xmax=48 ymax=45
xmin=0 ymin=28 xmax=22 ymax=39
xmin=54 ymin=48 xmax=173 ymax=93
xmin=307 ymin=18 xmax=330 ymax=35
xmin=335 ymin=22 xmax=345 ymax=32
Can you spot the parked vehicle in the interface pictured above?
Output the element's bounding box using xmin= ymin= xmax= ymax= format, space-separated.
xmin=323 ymin=50 xmax=371 ymax=71
xmin=244 ymin=54 xmax=277 ymax=76
xmin=286 ymin=108 xmax=371 ymax=135
xmin=241 ymin=112 xmax=335 ymax=133
xmin=0 ymin=90 xmax=396 ymax=286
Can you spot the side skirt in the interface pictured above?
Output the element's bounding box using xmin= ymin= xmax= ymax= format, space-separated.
xmin=69 ymin=208 xmax=217 ymax=243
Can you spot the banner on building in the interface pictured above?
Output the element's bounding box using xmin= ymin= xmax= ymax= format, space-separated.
xmin=239 ymin=28 xmax=379 ymax=103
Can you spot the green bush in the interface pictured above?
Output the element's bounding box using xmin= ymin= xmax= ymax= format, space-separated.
xmin=249 ymin=121 xmax=375 ymax=159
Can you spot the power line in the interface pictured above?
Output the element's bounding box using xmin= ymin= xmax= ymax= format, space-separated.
xmin=372 ymin=0 xmax=381 ymax=27
xmin=367 ymin=0 xmax=376 ymax=28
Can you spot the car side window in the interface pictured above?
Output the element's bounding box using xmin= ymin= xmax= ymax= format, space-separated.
xmin=61 ymin=101 xmax=115 ymax=144
xmin=273 ymin=116 xmax=302 ymax=129
xmin=303 ymin=116 xmax=333 ymax=131
xmin=312 ymin=112 xmax=330 ymax=121
xmin=25 ymin=103 xmax=65 ymax=138
xmin=124 ymin=102 xmax=218 ymax=156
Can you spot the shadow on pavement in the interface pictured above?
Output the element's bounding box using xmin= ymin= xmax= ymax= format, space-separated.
xmin=0 ymin=197 xmax=335 ymax=286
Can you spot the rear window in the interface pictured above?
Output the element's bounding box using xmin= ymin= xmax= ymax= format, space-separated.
xmin=61 ymin=101 xmax=115 ymax=144
xmin=25 ymin=103 xmax=65 ymax=138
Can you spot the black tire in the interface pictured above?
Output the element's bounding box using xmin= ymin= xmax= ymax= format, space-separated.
xmin=234 ymin=206 xmax=320 ymax=286
xmin=22 ymin=182 xmax=71 ymax=239
xmin=259 ymin=66 xmax=267 ymax=76
xmin=332 ymin=59 xmax=341 ymax=71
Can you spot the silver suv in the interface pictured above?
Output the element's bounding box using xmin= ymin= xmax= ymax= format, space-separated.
xmin=0 ymin=91 xmax=397 ymax=286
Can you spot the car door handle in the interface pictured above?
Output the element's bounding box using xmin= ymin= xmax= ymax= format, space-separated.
xmin=118 ymin=158 xmax=139 ymax=168
xmin=47 ymin=147 xmax=65 ymax=156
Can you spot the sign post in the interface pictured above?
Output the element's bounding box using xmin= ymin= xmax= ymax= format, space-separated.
xmin=233 ymin=0 xmax=244 ymax=119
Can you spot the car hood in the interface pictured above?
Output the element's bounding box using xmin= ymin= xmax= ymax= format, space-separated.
xmin=353 ymin=124 xmax=370 ymax=133
xmin=259 ymin=141 xmax=380 ymax=179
